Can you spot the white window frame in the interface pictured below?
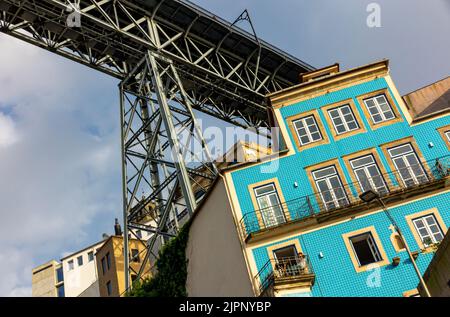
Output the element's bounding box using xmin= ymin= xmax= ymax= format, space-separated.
xmin=349 ymin=232 xmax=383 ymax=267
xmin=77 ymin=255 xmax=83 ymax=266
xmin=327 ymin=104 xmax=359 ymax=135
xmin=388 ymin=143 xmax=428 ymax=186
xmin=312 ymin=166 xmax=348 ymax=210
xmin=292 ymin=115 xmax=323 ymax=146
xmin=363 ymin=94 xmax=395 ymax=124
xmin=350 ymin=155 xmax=388 ymax=194
xmin=254 ymin=183 xmax=286 ymax=227
xmin=445 ymin=131 xmax=450 ymax=143
xmin=412 ymin=214 xmax=444 ymax=246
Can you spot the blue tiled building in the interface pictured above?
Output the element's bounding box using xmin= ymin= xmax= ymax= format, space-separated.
xmin=185 ymin=60 xmax=450 ymax=297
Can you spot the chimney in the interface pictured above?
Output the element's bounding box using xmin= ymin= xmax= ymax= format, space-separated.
xmin=114 ymin=218 xmax=122 ymax=236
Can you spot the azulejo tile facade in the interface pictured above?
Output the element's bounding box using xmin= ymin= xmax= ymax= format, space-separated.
xmin=222 ymin=60 xmax=450 ymax=297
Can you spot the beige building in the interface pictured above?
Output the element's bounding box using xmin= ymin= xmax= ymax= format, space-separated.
xmin=32 ymin=260 xmax=64 ymax=297
xmin=61 ymin=240 xmax=105 ymax=297
xmin=186 ymin=177 xmax=254 ymax=296
xmin=185 ymin=142 xmax=272 ymax=296
xmin=96 ymin=235 xmax=152 ymax=297
xmin=419 ymin=230 xmax=450 ymax=297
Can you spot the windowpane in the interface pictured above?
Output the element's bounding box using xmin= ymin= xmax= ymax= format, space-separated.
xmin=77 ymin=255 xmax=83 ymax=266
xmin=311 ymin=132 xmax=322 ymax=141
xmin=313 ymin=166 xmax=348 ymax=210
xmin=336 ymin=125 xmax=346 ymax=134
xmin=56 ymin=267 xmax=64 ymax=283
xmin=348 ymin=121 xmax=358 ymax=130
xmin=88 ymin=251 xmax=94 ymax=262
xmin=68 ymin=260 xmax=74 ymax=271
xmin=293 ymin=115 xmax=323 ymax=145
xmin=389 ymin=144 xmax=428 ymax=186
xmin=106 ymin=253 xmax=111 ymax=270
xmin=329 ymin=109 xmax=339 ymax=118
xmin=255 ymin=184 xmax=276 ymax=196
xmin=365 ymin=99 xmax=375 ymax=108
xmin=106 ymin=281 xmax=112 ymax=296
xmin=131 ymin=249 xmax=140 ymax=263
xmin=364 ymin=94 xmax=396 ymax=124
xmin=333 ymin=117 xmax=343 ymax=125
xmin=388 ymin=144 xmax=413 ymax=157
xmin=309 ymin=124 xmax=318 ymax=133
xmin=57 ymin=285 xmax=65 ymax=297
xmin=101 ymin=258 xmax=107 ymax=275
xmin=413 ymin=214 xmax=444 ymax=246
xmin=351 ymin=156 xmax=374 ymax=168
xmin=328 ymin=105 xmax=359 ymax=135
xmin=350 ymin=232 xmax=382 ymax=266
xmin=305 ymin=117 xmax=314 ymax=125
xmin=312 ymin=166 xmax=336 ymax=179
xmin=425 ymin=216 xmax=437 ymax=226
xmin=351 ymin=155 xmax=388 ymax=194
xmin=254 ymin=184 xmax=285 ymax=227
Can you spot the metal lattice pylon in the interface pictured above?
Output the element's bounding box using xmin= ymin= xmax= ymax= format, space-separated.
xmin=0 ymin=0 xmax=314 ymax=294
xmin=120 ymin=51 xmax=218 ymax=290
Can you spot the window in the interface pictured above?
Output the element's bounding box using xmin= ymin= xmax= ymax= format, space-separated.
xmin=101 ymin=257 xmax=107 ymax=275
xmin=131 ymin=249 xmax=140 ymax=263
xmin=77 ymin=255 xmax=83 ymax=266
xmin=412 ymin=214 xmax=444 ymax=247
xmin=254 ymin=183 xmax=286 ymax=227
xmin=349 ymin=232 xmax=383 ymax=266
xmin=293 ymin=115 xmax=323 ymax=146
xmin=88 ymin=251 xmax=94 ymax=262
xmin=68 ymin=260 xmax=74 ymax=271
xmin=106 ymin=281 xmax=112 ymax=296
xmin=350 ymin=155 xmax=388 ymax=195
xmin=312 ymin=166 xmax=348 ymax=210
xmin=56 ymin=267 xmax=64 ymax=283
xmin=273 ymin=245 xmax=297 ymax=261
xmin=57 ymin=285 xmax=65 ymax=297
xmin=388 ymin=143 xmax=428 ymax=187
xmin=106 ymin=252 xmax=111 ymax=270
xmin=327 ymin=104 xmax=359 ymax=135
xmin=363 ymin=94 xmax=396 ymax=124
xmin=273 ymin=245 xmax=299 ymax=277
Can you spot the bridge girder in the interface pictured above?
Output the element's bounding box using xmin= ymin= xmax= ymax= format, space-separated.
xmin=0 ymin=0 xmax=314 ymax=294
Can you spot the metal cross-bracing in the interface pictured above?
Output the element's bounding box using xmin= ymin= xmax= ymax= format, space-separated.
xmin=120 ymin=51 xmax=220 ymax=290
xmin=0 ymin=0 xmax=314 ymax=293
xmin=0 ymin=0 xmax=313 ymax=129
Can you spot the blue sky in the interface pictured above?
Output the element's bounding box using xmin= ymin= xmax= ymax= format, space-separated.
xmin=0 ymin=0 xmax=449 ymax=296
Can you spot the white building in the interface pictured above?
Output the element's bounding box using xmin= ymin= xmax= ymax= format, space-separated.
xmin=61 ymin=240 xmax=105 ymax=297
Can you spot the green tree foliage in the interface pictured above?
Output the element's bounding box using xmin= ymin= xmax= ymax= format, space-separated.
xmin=126 ymin=221 xmax=191 ymax=297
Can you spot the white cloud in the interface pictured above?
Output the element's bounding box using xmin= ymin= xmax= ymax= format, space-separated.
xmin=0 ymin=34 xmax=121 ymax=296
xmin=0 ymin=112 xmax=19 ymax=148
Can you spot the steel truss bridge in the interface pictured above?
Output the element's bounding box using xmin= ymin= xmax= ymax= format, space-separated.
xmin=0 ymin=0 xmax=314 ymax=292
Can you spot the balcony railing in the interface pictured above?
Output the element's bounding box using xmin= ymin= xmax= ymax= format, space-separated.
xmin=255 ymin=254 xmax=315 ymax=295
xmin=240 ymin=155 xmax=450 ymax=239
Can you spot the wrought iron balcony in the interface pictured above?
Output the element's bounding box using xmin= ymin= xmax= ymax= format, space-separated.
xmin=255 ymin=254 xmax=315 ymax=296
xmin=240 ymin=155 xmax=450 ymax=239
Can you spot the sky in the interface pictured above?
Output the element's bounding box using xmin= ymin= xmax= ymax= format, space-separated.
xmin=0 ymin=0 xmax=449 ymax=296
